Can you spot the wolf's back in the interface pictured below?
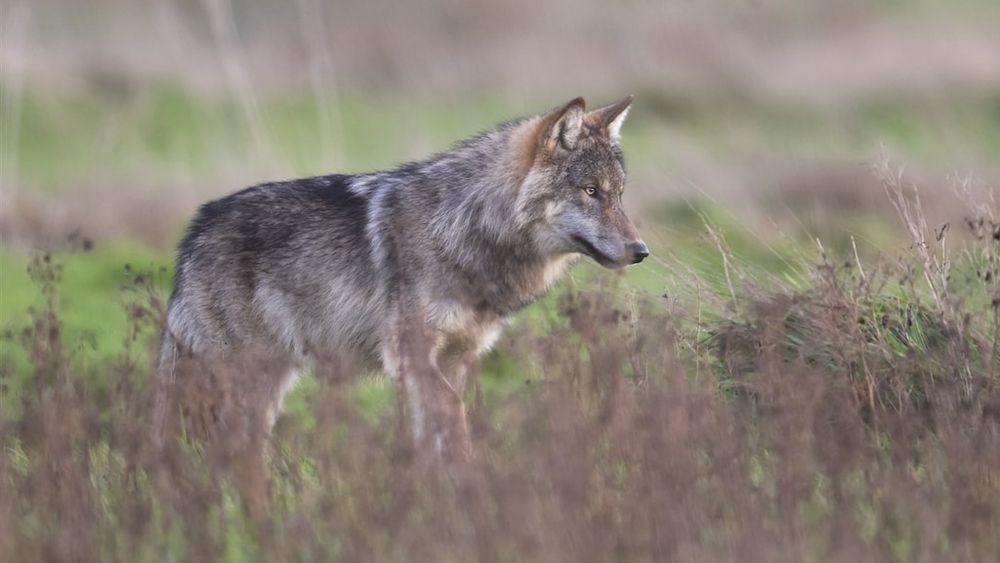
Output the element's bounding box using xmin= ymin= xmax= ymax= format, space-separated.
xmin=162 ymin=174 xmax=383 ymax=361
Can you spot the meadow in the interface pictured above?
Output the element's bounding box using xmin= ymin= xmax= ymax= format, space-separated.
xmin=3 ymin=1 xmax=1000 ymax=561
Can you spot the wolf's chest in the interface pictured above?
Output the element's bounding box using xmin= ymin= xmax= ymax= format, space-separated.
xmin=472 ymin=252 xmax=580 ymax=316
xmin=533 ymin=253 xmax=580 ymax=295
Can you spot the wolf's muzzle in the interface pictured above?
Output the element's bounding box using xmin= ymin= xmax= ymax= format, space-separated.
xmin=628 ymin=241 xmax=650 ymax=264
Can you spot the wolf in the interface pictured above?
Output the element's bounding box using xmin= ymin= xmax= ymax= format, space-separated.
xmin=154 ymin=96 xmax=648 ymax=461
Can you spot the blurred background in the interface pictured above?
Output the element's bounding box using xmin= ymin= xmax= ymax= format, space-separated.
xmin=2 ymin=0 xmax=1000 ymax=362
xmin=4 ymin=0 xmax=1000 ymax=240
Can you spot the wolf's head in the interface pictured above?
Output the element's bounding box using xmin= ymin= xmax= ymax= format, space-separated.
xmin=518 ymin=96 xmax=648 ymax=269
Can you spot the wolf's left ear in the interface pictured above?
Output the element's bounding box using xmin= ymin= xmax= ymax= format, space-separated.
xmin=587 ymin=95 xmax=633 ymax=143
xmin=538 ymin=97 xmax=586 ymax=153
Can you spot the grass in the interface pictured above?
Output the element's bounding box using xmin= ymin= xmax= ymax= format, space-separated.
xmin=0 ymin=245 xmax=172 ymax=366
xmin=2 ymin=164 xmax=999 ymax=560
xmin=638 ymin=89 xmax=1000 ymax=167
xmin=4 ymin=68 xmax=1000 ymax=561
xmin=8 ymin=84 xmax=1000 ymax=194
xmin=4 ymin=85 xmax=518 ymax=192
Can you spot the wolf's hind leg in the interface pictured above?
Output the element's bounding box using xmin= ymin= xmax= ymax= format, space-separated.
xmin=204 ymin=349 xmax=298 ymax=521
xmin=264 ymin=366 xmax=303 ymax=431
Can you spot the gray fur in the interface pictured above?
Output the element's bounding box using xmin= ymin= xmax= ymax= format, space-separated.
xmin=154 ymin=96 xmax=648 ymax=459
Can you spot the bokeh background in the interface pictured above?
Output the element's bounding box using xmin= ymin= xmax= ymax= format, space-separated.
xmin=5 ymin=0 xmax=1000 ymax=247
xmin=3 ymin=1 xmax=1000 ymax=560
xmin=4 ymin=0 xmax=1000 ymax=323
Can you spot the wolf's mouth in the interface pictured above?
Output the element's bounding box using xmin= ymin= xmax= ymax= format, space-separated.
xmin=571 ymin=235 xmax=621 ymax=268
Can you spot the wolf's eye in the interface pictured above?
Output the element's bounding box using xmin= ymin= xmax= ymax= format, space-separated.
xmin=584 ymin=186 xmax=598 ymax=197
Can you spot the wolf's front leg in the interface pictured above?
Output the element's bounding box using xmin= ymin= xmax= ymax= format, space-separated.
xmin=382 ymin=311 xmax=472 ymax=463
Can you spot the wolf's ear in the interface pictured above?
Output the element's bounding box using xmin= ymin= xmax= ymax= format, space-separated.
xmin=587 ymin=95 xmax=633 ymax=142
xmin=538 ymin=97 xmax=586 ymax=154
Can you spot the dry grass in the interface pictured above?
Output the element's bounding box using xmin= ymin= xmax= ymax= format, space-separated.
xmin=5 ymin=3 xmax=1000 ymax=560
xmin=2 ymin=175 xmax=1000 ymax=562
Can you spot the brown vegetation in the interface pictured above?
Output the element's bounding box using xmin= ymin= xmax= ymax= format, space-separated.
xmin=2 ymin=179 xmax=999 ymax=562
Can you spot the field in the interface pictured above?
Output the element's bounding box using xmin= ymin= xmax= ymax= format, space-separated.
xmin=3 ymin=1 xmax=1000 ymax=561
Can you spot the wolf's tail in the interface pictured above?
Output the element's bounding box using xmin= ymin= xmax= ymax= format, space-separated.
xmin=151 ymin=320 xmax=181 ymax=448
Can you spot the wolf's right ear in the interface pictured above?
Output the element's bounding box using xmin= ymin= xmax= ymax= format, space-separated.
xmin=538 ymin=97 xmax=586 ymax=154
xmin=587 ymin=95 xmax=633 ymax=143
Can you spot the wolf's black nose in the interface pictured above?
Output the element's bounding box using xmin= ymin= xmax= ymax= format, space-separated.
xmin=629 ymin=241 xmax=649 ymax=264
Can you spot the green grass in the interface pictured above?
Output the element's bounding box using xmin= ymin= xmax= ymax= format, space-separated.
xmin=7 ymin=84 xmax=1000 ymax=194
xmin=0 ymin=246 xmax=172 ymax=372
xmin=636 ymin=90 xmax=1000 ymax=167
xmin=4 ymin=85 xmax=518 ymax=192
